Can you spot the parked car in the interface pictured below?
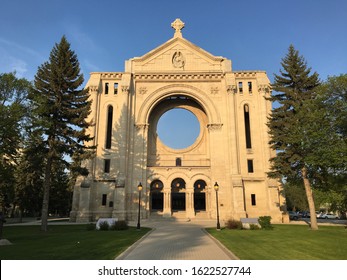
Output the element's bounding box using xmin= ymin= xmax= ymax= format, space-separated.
xmin=306 ymin=211 xmax=323 ymax=218
xmin=288 ymin=211 xmax=299 ymax=220
xmin=320 ymin=213 xmax=339 ymax=219
xmin=299 ymin=211 xmax=309 ymax=218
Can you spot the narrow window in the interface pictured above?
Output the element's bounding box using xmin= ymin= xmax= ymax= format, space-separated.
xmin=244 ymin=104 xmax=252 ymax=149
xmin=114 ymin=83 xmax=118 ymax=94
xmin=104 ymin=159 xmax=110 ymax=173
xmin=105 ymin=83 xmax=109 ymax=95
xmin=176 ymin=157 xmax=182 ymax=166
xmin=247 ymin=159 xmax=254 ymax=173
xmin=102 ymin=194 xmax=107 ymax=206
xmin=238 ymin=82 xmax=243 ymax=93
xmin=248 ymin=82 xmax=252 ymax=93
xmin=105 ymin=106 xmax=113 ymax=149
xmin=251 ymin=194 xmax=256 ymax=206
xmin=109 ymin=201 xmax=114 ymax=208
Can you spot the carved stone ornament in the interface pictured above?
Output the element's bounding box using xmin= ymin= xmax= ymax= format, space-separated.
xmin=121 ymin=86 xmax=129 ymax=93
xmin=89 ymin=85 xmax=99 ymax=93
xmin=172 ymin=51 xmax=185 ymax=68
xmin=171 ymin=18 xmax=185 ymax=37
xmin=258 ymin=84 xmax=271 ymax=93
xmin=210 ymin=87 xmax=219 ymax=95
xmin=207 ymin=123 xmax=223 ymax=131
xmin=135 ymin=123 xmax=149 ymax=130
xmin=227 ymin=85 xmax=237 ymax=94
xmin=138 ymin=87 xmax=147 ymax=95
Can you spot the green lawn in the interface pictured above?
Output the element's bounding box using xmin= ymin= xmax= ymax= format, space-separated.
xmin=0 ymin=224 xmax=151 ymax=260
xmin=207 ymin=224 xmax=347 ymax=260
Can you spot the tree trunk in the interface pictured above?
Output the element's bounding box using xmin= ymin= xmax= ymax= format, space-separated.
xmin=41 ymin=156 xmax=52 ymax=232
xmin=302 ymin=166 xmax=318 ymax=230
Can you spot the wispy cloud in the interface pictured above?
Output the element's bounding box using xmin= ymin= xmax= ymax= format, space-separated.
xmin=83 ymin=59 xmax=101 ymax=73
xmin=0 ymin=37 xmax=44 ymax=61
xmin=63 ymin=23 xmax=102 ymax=53
xmin=0 ymin=47 xmax=28 ymax=77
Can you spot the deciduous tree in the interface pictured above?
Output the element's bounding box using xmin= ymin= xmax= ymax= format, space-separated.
xmin=0 ymin=72 xmax=31 ymax=213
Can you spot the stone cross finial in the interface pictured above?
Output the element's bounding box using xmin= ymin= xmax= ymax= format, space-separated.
xmin=171 ymin=18 xmax=185 ymax=37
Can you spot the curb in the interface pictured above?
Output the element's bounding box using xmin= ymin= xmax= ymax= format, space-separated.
xmin=202 ymin=228 xmax=240 ymax=260
xmin=115 ymin=228 xmax=155 ymax=260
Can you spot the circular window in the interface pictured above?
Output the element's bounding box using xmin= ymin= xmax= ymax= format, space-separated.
xmin=157 ymin=108 xmax=200 ymax=150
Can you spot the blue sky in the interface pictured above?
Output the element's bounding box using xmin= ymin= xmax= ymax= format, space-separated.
xmin=1 ymin=0 xmax=346 ymax=147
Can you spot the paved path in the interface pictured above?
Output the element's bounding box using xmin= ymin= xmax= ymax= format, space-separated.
xmin=116 ymin=219 xmax=238 ymax=260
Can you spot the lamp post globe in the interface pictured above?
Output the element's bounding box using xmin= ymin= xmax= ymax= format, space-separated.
xmin=214 ymin=182 xmax=221 ymax=230
xmin=137 ymin=182 xmax=143 ymax=230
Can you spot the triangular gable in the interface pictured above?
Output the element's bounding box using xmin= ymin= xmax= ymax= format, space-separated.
xmin=128 ymin=36 xmax=230 ymax=73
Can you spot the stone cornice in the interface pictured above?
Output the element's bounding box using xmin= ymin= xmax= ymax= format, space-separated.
xmin=98 ymin=72 xmax=123 ymax=79
xmin=234 ymin=71 xmax=266 ymax=78
xmin=134 ymin=72 xmax=224 ymax=81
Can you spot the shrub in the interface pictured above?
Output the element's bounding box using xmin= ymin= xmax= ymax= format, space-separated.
xmin=112 ymin=220 xmax=129 ymax=230
xmin=258 ymin=216 xmax=273 ymax=230
xmin=98 ymin=221 xmax=110 ymax=231
xmin=249 ymin=224 xmax=260 ymax=230
xmin=225 ymin=219 xmax=242 ymax=230
xmin=86 ymin=223 xmax=96 ymax=231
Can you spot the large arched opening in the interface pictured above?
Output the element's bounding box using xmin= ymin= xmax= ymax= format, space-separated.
xmin=171 ymin=178 xmax=186 ymax=212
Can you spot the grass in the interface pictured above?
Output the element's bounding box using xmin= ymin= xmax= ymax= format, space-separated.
xmin=207 ymin=224 xmax=347 ymax=260
xmin=0 ymin=224 xmax=151 ymax=260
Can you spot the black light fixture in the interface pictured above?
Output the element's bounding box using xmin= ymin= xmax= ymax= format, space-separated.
xmin=137 ymin=182 xmax=143 ymax=230
xmin=214 ymin=182 xmax=221 ymax=230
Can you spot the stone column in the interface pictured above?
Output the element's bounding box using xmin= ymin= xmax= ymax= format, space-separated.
xmin=76 ymin=181 xmax=92 ymax=222
xmin=186 ymin=191 xmax=195 ymax=218
xmin=163 ymin=191 xmax=172 ymax=217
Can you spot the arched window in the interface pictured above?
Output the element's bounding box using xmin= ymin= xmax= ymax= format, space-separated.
xmin=244 ymin=104 xmax=252 ymax=149
xmin=105 ymin=106 xmax=113 ymax=149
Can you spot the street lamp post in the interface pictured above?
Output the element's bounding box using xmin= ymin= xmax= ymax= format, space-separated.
xmin=137 ymin=182 xmax=143 ymax=230
xmin=214 ymin=182 xmax=221 ymax=230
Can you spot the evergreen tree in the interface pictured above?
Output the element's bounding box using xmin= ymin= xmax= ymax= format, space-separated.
xmin=30 ymin=36 xmax=94 ymax=231
xmin=268 ymin=45 xmax=320 ymax=229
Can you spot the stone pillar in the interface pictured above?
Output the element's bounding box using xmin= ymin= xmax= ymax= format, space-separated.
xmin=76 ymin=182 xmax=92 ymax=222
xmin=186 ymin=191 xmax=195 ymax=218
xmin=112 ymin=185 xmax=126 ymax=221
xmin=163 ymin=191 xmax=172 ymax=217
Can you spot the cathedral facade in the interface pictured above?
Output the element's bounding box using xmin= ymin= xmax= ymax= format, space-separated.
xmin=70 ymin=19 xmax=286 ymax=223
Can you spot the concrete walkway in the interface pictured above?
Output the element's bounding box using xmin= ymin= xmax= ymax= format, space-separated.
xmin=116 ymin=219 xmax=238 ymax=260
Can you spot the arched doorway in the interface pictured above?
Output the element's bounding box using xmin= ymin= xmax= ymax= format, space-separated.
xmin=171 ymin=178 xmax=186 ymax=211
xmin=150 ymin=180 xmax=164 ymax=211
xmin=194 ymin=180 xmax=206 ymax=212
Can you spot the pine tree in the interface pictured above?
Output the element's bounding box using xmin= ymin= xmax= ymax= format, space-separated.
xmin=268 ymin=45 xmax=320 ymax=229
xmin=30 ymin=36 xmax=94 ymax=231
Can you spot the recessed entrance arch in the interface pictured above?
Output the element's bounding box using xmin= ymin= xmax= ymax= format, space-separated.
xmin=171 ymin=178 xmax=186 ymax=211
xmin=150 ymin=180 xmax=164 ymax=211
xmin=194 ymin=180 xmax=206 ymax=211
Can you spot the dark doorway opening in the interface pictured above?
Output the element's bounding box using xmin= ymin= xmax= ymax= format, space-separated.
xmin=194 ymin=193 xmax=206 ymax=211
xmin=171 ymin=193 xmax=186 ymax=211
xmin=193 ymin=180 xmax=206 ymax=212
xmin=151 ymin=192 xmax=164 ymax=211
xmin=150 ymin=180 xmax=164 ymax=211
